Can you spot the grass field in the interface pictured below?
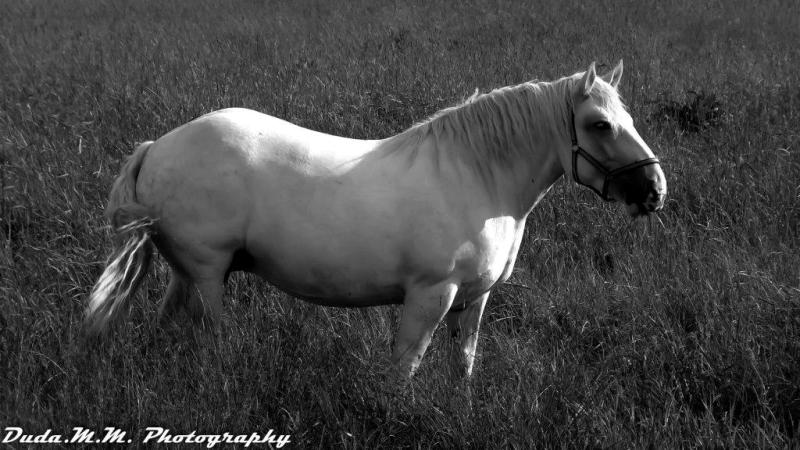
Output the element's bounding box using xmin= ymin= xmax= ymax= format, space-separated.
xmin=2 ymin=0 xmax=800 ymax=447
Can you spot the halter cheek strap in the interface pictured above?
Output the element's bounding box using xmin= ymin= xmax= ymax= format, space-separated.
xmin=569 ymin=112 xmax=660 ymax=201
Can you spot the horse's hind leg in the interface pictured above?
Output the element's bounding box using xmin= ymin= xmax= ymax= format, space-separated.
xmin=155 ymin=236 xmax=231 ymax=331
xmin=157 ymin=271 xmax=190 ymax=325
xmin=185 ymin=277 xmax=225 ymax=331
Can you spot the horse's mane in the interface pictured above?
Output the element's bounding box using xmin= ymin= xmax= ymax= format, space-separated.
xmin=380 ymin=73 xmax=622 ymax=184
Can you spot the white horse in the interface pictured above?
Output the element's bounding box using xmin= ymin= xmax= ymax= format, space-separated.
xmin=86 ymin=61 xmax=666 ymax=379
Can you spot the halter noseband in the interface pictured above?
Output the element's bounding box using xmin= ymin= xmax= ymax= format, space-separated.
xmin=569 ymin=112 xmax=660 ymax=201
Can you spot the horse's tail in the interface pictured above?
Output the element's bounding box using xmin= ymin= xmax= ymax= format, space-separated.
xmin=85 ymin=141 xmax=156 ymax=336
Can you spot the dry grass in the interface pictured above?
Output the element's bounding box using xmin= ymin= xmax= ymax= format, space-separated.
xmin=2 ymin=0 xmax=799 ymax=447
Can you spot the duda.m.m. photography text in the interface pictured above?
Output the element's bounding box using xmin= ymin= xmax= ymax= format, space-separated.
xmin=2 ymin=426 xmax=290 ymax=448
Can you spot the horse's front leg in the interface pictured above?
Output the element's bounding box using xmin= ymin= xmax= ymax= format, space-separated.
xmin=445 ymin=291 xmax=490 ymax=378
xmin=390 ymin=281 xmax=457 ymax=379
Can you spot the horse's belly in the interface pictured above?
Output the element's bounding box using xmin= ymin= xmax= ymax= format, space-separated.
xmin=239 ymin=200 xmax=408 ymax=306
xmin=246 ymin=240 xmax=406 ymax=306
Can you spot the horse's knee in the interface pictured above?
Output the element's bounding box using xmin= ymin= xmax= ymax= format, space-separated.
xmin=447 ymin=329 xmax=476 ymax=378
xmin=391 ymin=281 xmax=458 ymax=378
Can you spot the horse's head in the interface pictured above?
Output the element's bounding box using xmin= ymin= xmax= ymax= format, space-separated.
xmin=564 ymin=61 xmax=666 ymax=216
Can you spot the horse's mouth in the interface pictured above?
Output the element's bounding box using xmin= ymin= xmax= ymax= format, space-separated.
xmin=625 ymin=199 xmax=664 ymax=217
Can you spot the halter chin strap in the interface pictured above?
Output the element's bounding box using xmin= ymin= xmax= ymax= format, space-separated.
xmin=569 ymin=112 xmax=660 ymax=201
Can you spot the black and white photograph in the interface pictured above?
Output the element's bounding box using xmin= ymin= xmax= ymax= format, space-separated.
xmin=2 ymin=0 xmax=798 ymax=447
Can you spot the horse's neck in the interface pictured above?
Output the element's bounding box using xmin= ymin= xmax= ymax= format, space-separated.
xmin=375 ymin=80 xmax=571 ymax=218
xmin=487 ymin=135 xmax=566 ymax=219
xmin=522 ymin=141 xmax=566 ymax=214
xmin=450 ymin=81 xmax=571 ymax=217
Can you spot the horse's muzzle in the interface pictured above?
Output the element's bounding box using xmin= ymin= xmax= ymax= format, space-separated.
xmin=613 ymin=164 xmax=667 ymax=217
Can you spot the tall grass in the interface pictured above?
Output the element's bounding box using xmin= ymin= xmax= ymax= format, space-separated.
xmin=2 ymin=0 xmax=799 ymax=447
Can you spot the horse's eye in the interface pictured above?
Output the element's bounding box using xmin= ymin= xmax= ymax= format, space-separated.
xmin=594 ymin=121 xmax=612 ymax=130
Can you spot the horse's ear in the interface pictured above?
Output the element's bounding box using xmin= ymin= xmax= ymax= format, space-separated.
xmin=603 ymin=59 xmax=623 ymax=89
xmin=578 ymin=62 xmax=597 ymax=97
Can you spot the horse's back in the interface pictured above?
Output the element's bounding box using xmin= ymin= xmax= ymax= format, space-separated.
xmin=136 ymin=107 xmax=377 ymax=208
xmin=154 ymin=107 xmax=370 ymax=164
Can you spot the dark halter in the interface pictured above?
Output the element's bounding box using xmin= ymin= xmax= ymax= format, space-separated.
xmin=569 ymin=111 xmax=660 ymax=201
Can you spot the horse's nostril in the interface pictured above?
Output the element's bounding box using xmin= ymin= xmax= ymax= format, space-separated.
xmin=646 ymin=180 xmax=661 ymax=202
xmin=642 ymin=179 xmax=665 ymax=212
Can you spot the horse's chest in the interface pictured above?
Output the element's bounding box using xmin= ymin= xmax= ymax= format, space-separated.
xmin=452 ymin=217 xmax=524 ymax=300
